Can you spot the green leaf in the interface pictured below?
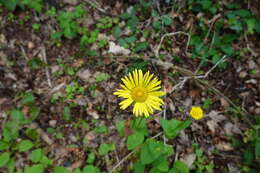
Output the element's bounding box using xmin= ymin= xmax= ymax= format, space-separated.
xmin=3 ymin=120 xmax=21 ymax=141
xmin=116 ymin=120 xmax=125 ymax=136
xmin=94 ymin=125 xmax=108 ymax=134
xmin=40 ymin=155 xmax=53 ymax=166
xmin=82 ymin=165 xmax=100 ymax=173
xmin=28 ymin=57 xmax=45 ymax=69
xmin=120 ymin=12 xmax=131 ymax=20
xmin=11 ymin=109 xmax=24 ymax=121
xmin=51 ymin=32 xmax=63 ymax=39
xmin=161 ymin=15 xmax=172 ymax=25
xmin=148 ymin=140 xmax=164 ymax=159
xmin=141 ymin=143 xmax=156 ymax=165
xmin=95 ymin=73 xmax=110 ymax=82
xmin=160 ymin=119 xmax=191 ymax=139
xmin=113 ymin=26 xmax=122 ymax=38
xmin=18 ymin=140 xmax=34 ymax=152
xmin=127 ymin=132 xmax=144 ymax=150
xmin=0 ymin=0 xmax=18 ymax=11
xmin=30 ymin=149 xmax=43 ymax=163
xmin=255 ymin=140 xmax=260 ymax=158
xmin=133 ymin=160 xmax=145 ymax=173
xmin=156 ymin=159 xmax=169 ymax=172
xmin=98 ymin=143 xmax=115 ymax=156
xmin=234 ymin=9 xmax=251 ymax=17
xmin=170 ymin=160 xmax=189 ymax=173
xmin=53 ymin=166 xmax=69 ymax=173
xmin=22 ymin=0 xmax=42 ymax=12
xmin=125 ymin=36 xmax=137 ymax=44
xmin=127 ymin=16 xmax=139 ymax=31
xmin=0 ymin=140 xmax=10 ymax=151
xmin=131 ymin=117 xmax=149 ymax=136
xmin=220 ymin=44 xmax=233 ymax=55
xmin=0 ymin=152 xmax=10 ymax=168
xmin=63 ymin=106 xmax=71 ymax=122
xmin=153 ymin=20 xmax=161 ymax=30
xmin=86 ymin=152 xmax=95 ymax=164
xmin=29 ymin=106 xmax=41 ymax=120
xmin=246 ymin=18 xmax=256 ymax=34
xmin=22 ymin=92 xmax=35 ymax=105
xmin=134 ymin=42 xmax=148 ymax=52
xmin=7 ymin=158 xmax=15 ymax=173
xmin=24 ymin=164 xmax=44 ymax=173
xmin=26 ymin=128 xmax=39 ymax=141
xmin=73 ymin=168 xmax=82 ymax=173
xmin=255 ymin=19 xmax=260 ymax=34
xmin=243 ymin=148 xmax=254 ymax=165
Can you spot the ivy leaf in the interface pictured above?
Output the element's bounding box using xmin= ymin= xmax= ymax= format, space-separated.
xmin=127 ymin=132 xmax=144 ymax=150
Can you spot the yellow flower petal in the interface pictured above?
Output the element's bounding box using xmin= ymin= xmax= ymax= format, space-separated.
xmin=119 ymin=98 xmax=133 ymax=110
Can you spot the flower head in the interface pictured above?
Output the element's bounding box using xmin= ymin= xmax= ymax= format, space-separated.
xmin=190 ymin=106 xmax=204 ymax=120
xmin=114 ymin=69 xmax=165 ymax=117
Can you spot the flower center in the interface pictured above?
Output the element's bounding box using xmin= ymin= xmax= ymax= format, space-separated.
xmin=131 ymin=87 xmax=148 ymax=102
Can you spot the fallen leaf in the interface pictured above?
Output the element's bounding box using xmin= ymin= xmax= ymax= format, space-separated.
xmin=108 ymin=42 xmax=130 ymax=55
xmin=220 ymin=97 xmax=230 ymax=109
xmin=180 ymin=154 xmax=196 ymax=168
xmin=216 ymin=142 xmax=233 ymax=151
xmin=224 ymin=122 xmax=242 ymax=135
xmin=206 ymin=111 xmax=226 ymax=134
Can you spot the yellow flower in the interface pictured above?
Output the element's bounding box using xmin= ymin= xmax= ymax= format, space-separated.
xmin=114 ymin=69 xmax=165 ymax=117
xmin=190 ymin=106 xmax=204 ymax=120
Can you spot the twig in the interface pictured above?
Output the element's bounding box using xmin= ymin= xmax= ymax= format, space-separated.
xmin=155 ymin=31 xmax=190 ymax=57
xmin=20 ymin=45 xmax=29 ymax=60
xmin=202 ymin=55 xmax=227 ymax=78
xmin=83 ymin=0 xmax=107 ymax=14
xmin=244 ymin=33 xmax=257 ymax=57
xmin=41 ymin=47 xmax=52 ymax=88
xmin=109 ymin=132 xmax=162 ymax=173
xmin=204 ymin=13 xmax=222 ymax=43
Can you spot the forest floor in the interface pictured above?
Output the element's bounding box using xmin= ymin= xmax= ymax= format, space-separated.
xmin=0 ymin=0 xmax=259 ymax=173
